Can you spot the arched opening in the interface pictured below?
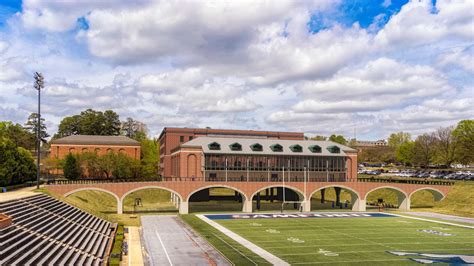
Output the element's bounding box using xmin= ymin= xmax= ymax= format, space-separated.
xmin=310 ymin=186 xmax=360 ymax=211
xmin=187 ymin=186 xmax=247 ymax=213
xmin=187 ymin=154 xmax=197 ymax=177
xmin=365 ymin=187 xmax=408 ymax=210
xmin=409 ymin=188 xmax=445 ymax=208
xmin=64 ymin=188 xmax=119 ymax=214
xmin=121 ymin=187 xmax=180 ymax=214
xmin=251 ymin=186 xmax=304 ymax=212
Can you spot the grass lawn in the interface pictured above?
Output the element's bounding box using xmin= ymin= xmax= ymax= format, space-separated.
xmin=213 ymin=215 xmax=474 ymax=265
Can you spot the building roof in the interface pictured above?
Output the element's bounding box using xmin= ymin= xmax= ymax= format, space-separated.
xmin=180 ymin=137 xmax=356 ymax=156
xmin=159 ymin=127 xmax=304 ymax=140
xmin=50 ymin=135 xmax=140 ymax=146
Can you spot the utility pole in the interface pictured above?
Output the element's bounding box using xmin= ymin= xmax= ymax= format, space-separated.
xmin=34 ymin=72 xmax=44 ymax=189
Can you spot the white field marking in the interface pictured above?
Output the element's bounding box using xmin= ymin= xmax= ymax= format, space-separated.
xmin=196 ymin=214 xmax=289 ymax=266
xmin=317 ymin=248 xmax=338 ymax=256
xmin=155 ymin=231 xmax=173 ymax=266
xmin=264 ymin=241 xmax=474 ymax=249
xmin=391 ymin=213 xmax=474 ymax=229
xmin=432 ymin=226 xmax=452 ymax=230
xmin=211 ymin=233 xmax=257 ymax=266
xmin=278 ymin=248 xmax=474 ymax=256
xmin=252 ymin=236 xmax=474 ymax=244
xmin=249 ymin=222 xmax=262 ymax=226
xmin=265 ymin=229 xmax=280 ymax=234
xmin=291 ymin=258 xmax=409 ymax=264
xmin=287 ymin=237 xmax=305 ymax=243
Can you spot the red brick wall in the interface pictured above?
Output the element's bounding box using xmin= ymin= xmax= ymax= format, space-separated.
xmin=51 ymin=144 xmax=141 ymax=160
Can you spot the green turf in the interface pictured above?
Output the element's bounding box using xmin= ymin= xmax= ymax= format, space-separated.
xmin=215 ymin=216 xmax=474 ymax=265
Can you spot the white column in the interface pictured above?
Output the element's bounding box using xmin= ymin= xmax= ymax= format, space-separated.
xmin=302 ymin=200 xmax=311 ymax=212
xmin=398 ymin=196 xmax=411 ymax=211
xmin=242 ymin=198 xmax=252 ymax=213
xmin=117 ymin=199 xmax=123 ymax=214
xmin=179 ymin=201 xmax=189 ymax=214
xmin=351 ymin=194 xmax=366 ymax=212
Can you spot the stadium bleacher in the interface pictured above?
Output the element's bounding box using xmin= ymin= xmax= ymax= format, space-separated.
xmin=0 ymin=194 xmax=116 ymax=265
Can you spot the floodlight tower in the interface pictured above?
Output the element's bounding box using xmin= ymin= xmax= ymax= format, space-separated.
xmin=34 ymin=72 xmax=44 ymax=189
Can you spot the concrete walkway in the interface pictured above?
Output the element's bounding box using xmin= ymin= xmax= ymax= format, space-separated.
xmin=127 ymin=227 xmax=144 ymax=266
xmin=404 ymin=212 xmax=474 ymax=225
xmin=197 ymin=214 xmax=289 ymax=266
xmin=141 ymin=215 xmax=229 ymax=265
xmin=0 ymin=186 xmax=39 ymax=202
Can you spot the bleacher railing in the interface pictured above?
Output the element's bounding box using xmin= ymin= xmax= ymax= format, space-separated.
xmin=46 ymin=177 xmax=455 ymax=186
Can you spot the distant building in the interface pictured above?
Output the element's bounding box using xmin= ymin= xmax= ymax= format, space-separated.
xmin=50 ymin=135 xmax=141 ymax=160
xmin=354 ymin=140 xmax=387 ymax=147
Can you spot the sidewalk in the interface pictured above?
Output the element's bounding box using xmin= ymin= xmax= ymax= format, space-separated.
xmin=0 ymin=186 xmax=39 ymax=202
xmin=126 ymin=226 xmax=144 ymax=266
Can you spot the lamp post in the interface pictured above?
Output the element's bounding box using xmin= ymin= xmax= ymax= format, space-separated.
xmin=34 ymin=72 xmax=44 ymax=189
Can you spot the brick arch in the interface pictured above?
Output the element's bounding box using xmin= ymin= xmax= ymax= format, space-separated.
xmin=363 ymin=185 xmax=408 ymax=201
xmin=121 ymin=186 xmax=184 ymax=203
xmin=186 ymin=184 xmax=248 ymax=202
xmin=64 ymin=187 xmax=121 ymax=213
xmin=409 ymin=187 xmax=445 ymax=202
xmin=250 ymin=185 xmax=305 ymax=201
xmin=309 ymin=184 xmax=361 ymax=200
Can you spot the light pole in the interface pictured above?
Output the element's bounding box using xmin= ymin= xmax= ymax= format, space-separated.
xmin=34 ymin=72 xmax=44 ymax=189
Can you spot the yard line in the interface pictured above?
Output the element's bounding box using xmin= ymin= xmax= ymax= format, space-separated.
xmin=155 ymin=230 xmax=173 ymax=266
xmin=391 ymin=213 xmax=474 ymax=229
xmin=291 ymin=258 xmax=409 ymax=264
xmin=264 ymin=241 xmax=474 ymax=249
xmin=278 ymin=248 xmax=474 ymax=256
xmin=211 ymin=233 xmax=257 ymax=266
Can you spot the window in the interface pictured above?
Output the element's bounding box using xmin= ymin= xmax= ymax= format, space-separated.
xmin=94 ymin=148 xmax=100 ymax=153
xmin=180 ymin=136 xmax=184 ymax=142
xmin=327 ymin=145 xmax=341 ymax=154
xmin=270 ymin=144 xmax=283 ymax=152
xmin=308 ymin=145 xmax=322 ymax=153
xmin=208 ymin=142 xmax=221 ymax=150
xmin=250 ymin=143 xmax=263 ymax=151
xmin=229 ymin=142 xmax=242 ymax=151
xmin=189 ymin=136 xmax=193 ymax=141
xmin=290 ymin=144 xmax=303 ymax=152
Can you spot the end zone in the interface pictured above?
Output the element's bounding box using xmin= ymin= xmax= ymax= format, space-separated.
xmin=205 ymin=212 xmax=396 ymax=220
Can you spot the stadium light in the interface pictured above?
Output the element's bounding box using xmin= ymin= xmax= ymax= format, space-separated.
xmin=34 ymin=72 xmax=44 ymax=189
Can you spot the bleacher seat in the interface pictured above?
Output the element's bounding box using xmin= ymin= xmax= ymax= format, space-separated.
xmin=0 ymin=194 xmax=115 ymax=265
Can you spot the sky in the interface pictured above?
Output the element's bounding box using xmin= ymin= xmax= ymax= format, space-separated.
xmin=0 ymin=0 xmax=472 ymax=140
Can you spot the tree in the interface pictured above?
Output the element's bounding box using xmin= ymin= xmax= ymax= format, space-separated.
xmin=452 ymin=120 xmax=474 ymax=165
xmin=310 ymin=135 xmax=327 ymax=141
xmin=63 ymin=153 xmax=82 ymax=180
xmin=412 ymin=133 xmax=436 ymax=167
xmin=56 ymin=109 xmax=121 ymax=137
xmin=0 ymin=138 xmax=36 ymax=186
xmin=329 ymin=134 xmax=347 ymax=145
xmin=24 ymin=113 xmax=50 ymax=144
xmin=388 ymin=132 xmax=411 ymax=149
xmin=121 ymin=117 xmax=148 ymax=140
xmin=98 ymin=152 xmax=115 ymax=178
xmin=140 ymin=138 xmax=159 ymax=178
xmin=103 ymin=110 xmax=121 ymax=135
xmin=57 ymin=115 xmax=80 ymax=137
xmin=396 ymin=141 xmax=415 ymax=165
xmin=0 ymin=121 xmax=35 ymax=149
xmin=434 ymin=126 xmax=458 ymax=166
xmin=112 ymin=153 xmax=132 ymax=179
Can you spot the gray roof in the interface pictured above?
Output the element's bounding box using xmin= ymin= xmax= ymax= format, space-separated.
xmin=51 ymin=135 xmax=140 ymax=146
xmin=180 ymin=137 xmax=356 ymax=156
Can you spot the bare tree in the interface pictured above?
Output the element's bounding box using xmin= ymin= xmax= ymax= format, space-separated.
xmin=413 ymin=133 xmax=436 ymax=168
xmin=435 ymin=126 xmax=458 ymax=167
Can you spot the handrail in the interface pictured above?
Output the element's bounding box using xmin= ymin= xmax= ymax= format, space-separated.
xmin=45 ymin=177 xmax=455 ymax=186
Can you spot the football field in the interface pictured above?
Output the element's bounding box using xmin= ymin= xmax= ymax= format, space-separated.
xmin=205 ymin=213 xmax=474 ymax=265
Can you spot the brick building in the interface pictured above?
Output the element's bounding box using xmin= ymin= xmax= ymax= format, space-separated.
xmin=159 ymin=128 xmax=358 ymax=180
xmin=50 ymin=135 xmax=141 ymax=160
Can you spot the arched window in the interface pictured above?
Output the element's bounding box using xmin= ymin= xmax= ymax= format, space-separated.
xmin=68 ymin=148 xmax=75 ymax=153
xmin=290 ymin=144 xmax=303 ymax=152
xmin=107 ymin=148 xmax=113 ymax=153
xmin=119 ymin=148 xmax=125 ymax=153
xmin=229 ymin=142 xmax=242 ymax=151
xmin=270 ymin=144 xmax=283 ymax=152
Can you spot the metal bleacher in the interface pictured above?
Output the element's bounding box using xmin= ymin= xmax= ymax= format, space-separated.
xmin=0 ymin=194 xmax=115 ymax=265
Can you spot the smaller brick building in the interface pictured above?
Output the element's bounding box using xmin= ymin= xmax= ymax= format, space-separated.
xmin=50 ymin=135 xmax=141 ymax=160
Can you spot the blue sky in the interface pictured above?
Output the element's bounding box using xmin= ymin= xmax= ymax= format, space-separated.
xmin=0 ymin=0 xmax=472 ymax=139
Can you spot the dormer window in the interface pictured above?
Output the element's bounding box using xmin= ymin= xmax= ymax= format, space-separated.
xmin=290 ymin=144 xmax=303 ymax=152
xmin=270 ymin=144 xmax=283 ymax=152
xmin=229 ymin=142 xmax=242 ymax=151
xmin=308 ymin=145 xmax=322 ymax=153
xmin=250 ymin=143 xmax=263 ymax=151
xmin=327 ymin=145 xmax=341 ymax=154
xmin=208 ymin=142 xmax=221 ymax=150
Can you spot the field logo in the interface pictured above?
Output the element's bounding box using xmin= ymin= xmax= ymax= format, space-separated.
xmin=207 ymin=212 xmax=394 ymax=220
xmin=250 ymin=222 xmax=262 ymax=226
xmin=388 ymin=251 xmax=474 ymax=264
xmin=265 ymin=229 xmax=280 ymax=234
xmin=287 ymin=237 xmax=305 ymax=243
xmin=318 ymin=248 xmax=339 ymax=256
xmin=417 ymin=229 xmax=455 ymax=237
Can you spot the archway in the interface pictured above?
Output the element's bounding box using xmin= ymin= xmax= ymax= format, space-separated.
xmin=250 ymin=185 xmax=305 ymax=212
xmin=187 ymin=185 xmax=248 ymax=213
xmin=409 ymin=187 xmax=445 ymax=208
xmin=187 ymin=154 xmax=197 ymax=177
xmin=64 ymin=188 xmax=120 ymax=214
xmin=310 ymin=185 xmax=361 ymax=211
xmin=365 ymin=186 xmax=409 ymax=210
xmin=120 ymin=186 xmax=184 ymax=214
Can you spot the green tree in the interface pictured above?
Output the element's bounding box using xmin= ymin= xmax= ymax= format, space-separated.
xmin=412 ymin=133 xmax=436 ymax=167
xmin=63 ymin=153 xmax=82 ymax=180
xmin=434 ymin=126 xmax=458 ymax=166
xmin=396 ymin=141 xmax=415 ymax=165
xmin=310 ymin=135 xmax=327 ymax=141
xmin=0 ymin=121 xmax=35 ymax=149
xmin=329 ymin=134 xmax=347 ymax=145
xmin=57 ymin=115 xmax=80 ymax=137
xmin=57 ymin=109 xmax=121 ymax=137
xmin=0 ymin=138 xmax=36 ymax=186
xmin=103 ymin=110 xmax=121 ymax=135
xmin=112 ymin=153 xmax=132 ymax=179
xmin=387 ymin=132 xmax=411 ymax=149
xmin=452 ymin=120 xmax=474 ymax=165
xmin=24 ymin=113 xmax=50 ymax=144
xmin=140 ymin=138 xmax=159 ymax=178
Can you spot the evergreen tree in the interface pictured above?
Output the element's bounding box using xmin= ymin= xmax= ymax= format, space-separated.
xmin=63 ymin=153 xmax=82 ymax=180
